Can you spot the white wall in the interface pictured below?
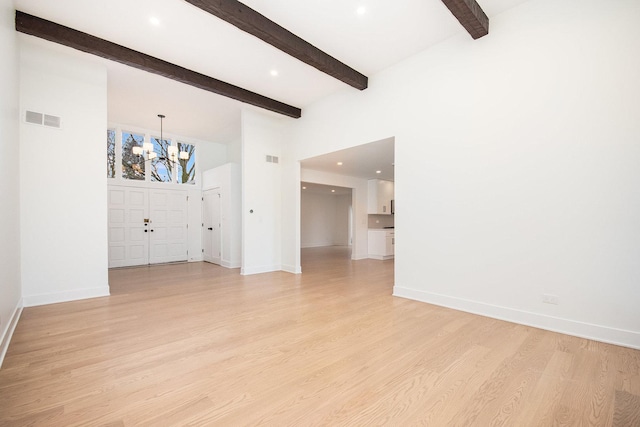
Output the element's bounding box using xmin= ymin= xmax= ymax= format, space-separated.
xmin=301 ymin=192 xmax=350 ymax=248
xmin=285 ymin=0 xmax=640 ymax=348
xmin=300 ymin=169 xmax=369 ymax=261
xmin=20 ymin=38 xmax=110 ymax=306
xmin=241 ymin=109 xmax=288 ymax=274
xmin=0 ymin=0 xmax=23 ymax=366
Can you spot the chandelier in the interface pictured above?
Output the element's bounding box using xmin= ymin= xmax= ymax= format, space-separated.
xmin=132 ymin=114 xmax=188 ymax=162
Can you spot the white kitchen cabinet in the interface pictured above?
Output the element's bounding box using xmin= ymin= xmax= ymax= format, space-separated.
xmin=368 ymin=229 xmax=394 ymax=260
xmin=367 ymin=179 xmax=394 ymax=215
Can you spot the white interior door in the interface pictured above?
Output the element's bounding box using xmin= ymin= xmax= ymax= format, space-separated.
xmin=203 ymin=189 xmax=221 ymax=265
xmin=108 ymin=187 xmax=149 ymax=268
xmin=149 ymin=189 xmax=188 ymax=264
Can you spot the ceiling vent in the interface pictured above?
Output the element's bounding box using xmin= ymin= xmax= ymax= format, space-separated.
xmin=25 ymin=110 xmax=62 ymax=129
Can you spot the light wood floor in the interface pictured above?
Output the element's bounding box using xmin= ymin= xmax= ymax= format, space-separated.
xmin=1 ymin=247 xmax=639 ymax=426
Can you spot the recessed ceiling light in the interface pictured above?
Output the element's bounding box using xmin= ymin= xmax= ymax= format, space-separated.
xmin=270 ymin=69 xmax=279 ymax=77
xmin=149 ymin=17 xmax=160 ymax=26
xmin=302 ymin=186 xmax=306 ymax=190
xmin=376 ymin=170 xmax=382 ymax=174
xmin=331 ymin=189 xmax=336 ymax=193
xmin=337 ymin=162 xmax=343 ymax=166
xmin=356 ymin=6 xmax=366 ymax=15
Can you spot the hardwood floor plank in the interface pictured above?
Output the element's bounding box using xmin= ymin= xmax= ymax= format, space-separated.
xmin=1 ymin=247 xmax=639 ymax=426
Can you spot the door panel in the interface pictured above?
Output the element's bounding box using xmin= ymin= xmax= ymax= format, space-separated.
xmin=108 ymin=187 xmax=149 ymax=267
xmin=149 ymin=189 xmax=188 ymax=265
xmin=203 ymin=189 xmax=221 ymax=265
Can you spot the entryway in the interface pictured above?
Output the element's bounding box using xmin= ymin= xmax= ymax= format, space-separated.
xmin=108 ymin=185 xmax=188 ymax=267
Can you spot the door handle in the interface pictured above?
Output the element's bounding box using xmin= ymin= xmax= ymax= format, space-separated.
xmin=144 ymin=230 xmax=147 ymax=233
xmin=208 ymin=227 xmax=213 ymax=230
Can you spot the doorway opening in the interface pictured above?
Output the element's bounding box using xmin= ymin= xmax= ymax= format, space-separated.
xmin=298 ymin=137 xmax=395 ymax=272
xmin=300 ymin=182 xmax=352 ymax=268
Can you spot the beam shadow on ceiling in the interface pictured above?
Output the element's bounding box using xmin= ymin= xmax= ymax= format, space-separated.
xmin=184 ymin=0 xmax=368 ymax=91
xmin=15 ymin=11 xmax=302 ymax=119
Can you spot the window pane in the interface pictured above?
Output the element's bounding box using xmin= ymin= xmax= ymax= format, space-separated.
xmin=107 ymin=129 xmax=115 ymax=178
xmin=122 ymin=131 xmax=145 ymax=180
xmin=150 ymin=137 xmax=173 ymax=183
xmin=177 ymin=142 xmax=196 ymax=184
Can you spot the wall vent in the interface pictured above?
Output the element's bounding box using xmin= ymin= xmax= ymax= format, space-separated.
xmin=265 ymin=155 xmax=279 ymax=164
xmin=25 ymin=110 xmax=43 ymax=125
xmin=25 ymin=110 xmax=61 ymax=129
xmin=43 ymin=114 xmax=61 ymax=128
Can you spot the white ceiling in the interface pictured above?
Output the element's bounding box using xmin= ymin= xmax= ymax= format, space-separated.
xmin=301 ymin=137 xmax=395 ymax=181
xmin=301 ymin=182 xmax=352 ymax=196
xmin=14 ymin=0 xmax=529 ymax=143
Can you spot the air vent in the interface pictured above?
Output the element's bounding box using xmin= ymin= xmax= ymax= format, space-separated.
xmin=43 ymin=114 xmax=61 ymax=128
xmin=25 ymin=110 xmax=61 ymax=129
xmin=25 ymin=110 xmax=43 ymax=125
xmin=265 ymin=155 xmax=279 ymax=164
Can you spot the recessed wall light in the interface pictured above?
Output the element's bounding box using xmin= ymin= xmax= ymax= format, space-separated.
xmin=270 ymin=69 xmax=279 ymax=77
xmin=337 ymin=162 xmax=343 ymax=166
xmin=356 ymin=6 xmax=366 ymax=15
xmin=376 ymin=170 xmax=382 ymax=174
xmin=149 ymin=17 xmax=160 ymax=26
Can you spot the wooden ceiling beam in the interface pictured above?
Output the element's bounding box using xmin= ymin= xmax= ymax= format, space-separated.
xmin=184 ymin=0 xmax=368 ymax=90
xmin=15 ymin=11 xmax=302 ymax=119
xmin=440 ymin=0 xmax=489 ymax=40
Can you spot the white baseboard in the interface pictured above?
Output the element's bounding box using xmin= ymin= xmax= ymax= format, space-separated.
xmin=368 ymin=254 xmax=394 ymax=260
xmin=22 ymin=286 xmax=111 ymax=308
xmin=221 ymin=260 xmax=241 ymax=269
xmin=301 ymin=243 xmax=332 ymax=249
xmin=393 ymin=286 xmax=640 ymax=350
xmin=352 ymin=253 xmax=370 ymax=261
xmin=282 ymin=264 xmax=302 ymax=274
xmin=0 ymin=300 xmax=23 ymax=368
xmin=240 ymin=265 xmax=281 ymax=276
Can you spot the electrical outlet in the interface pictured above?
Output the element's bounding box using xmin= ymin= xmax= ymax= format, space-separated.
xmin=542 ymin=294 xmax=559 ymax=305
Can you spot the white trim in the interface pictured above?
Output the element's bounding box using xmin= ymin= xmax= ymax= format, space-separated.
xmin=240 ymin=265 xmax=282 ymax=275
xmin=368 ymin=254 xmax=394 ymax=260
xmin=393 ymin=286 xmax=640 ymax=350
xmin=221 ymin=260 xmax=241 ymax=269
xmin=282 ymin=264 xmax=302 ymax=274
xmin=0 ymin=299 xmax=23 ymax=368
xmin=352 ymin=254 xmax=370 ymax=261
xmin=301 ymin=243 xmax=334 ymax=249
xmin=23 ymin=286 xmax=110 ymax=308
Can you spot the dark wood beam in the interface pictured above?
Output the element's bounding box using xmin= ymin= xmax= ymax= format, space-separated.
xmin=15 ymin=11 xmax=301 ymax=119
xmin=441 ymin=0 xmax=489 ymax=40
xmin=184 ymin=0 xmax=368 ymax=90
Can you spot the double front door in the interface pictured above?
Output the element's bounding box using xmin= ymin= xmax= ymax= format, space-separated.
xmin=108 ymin=186 xmax=188 ymax=268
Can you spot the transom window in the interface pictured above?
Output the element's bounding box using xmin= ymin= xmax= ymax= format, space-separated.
xmin=107 ymin=128 xmax=196 ymax=185
xmin=122 ymin=131 xmax=145 ymax=181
